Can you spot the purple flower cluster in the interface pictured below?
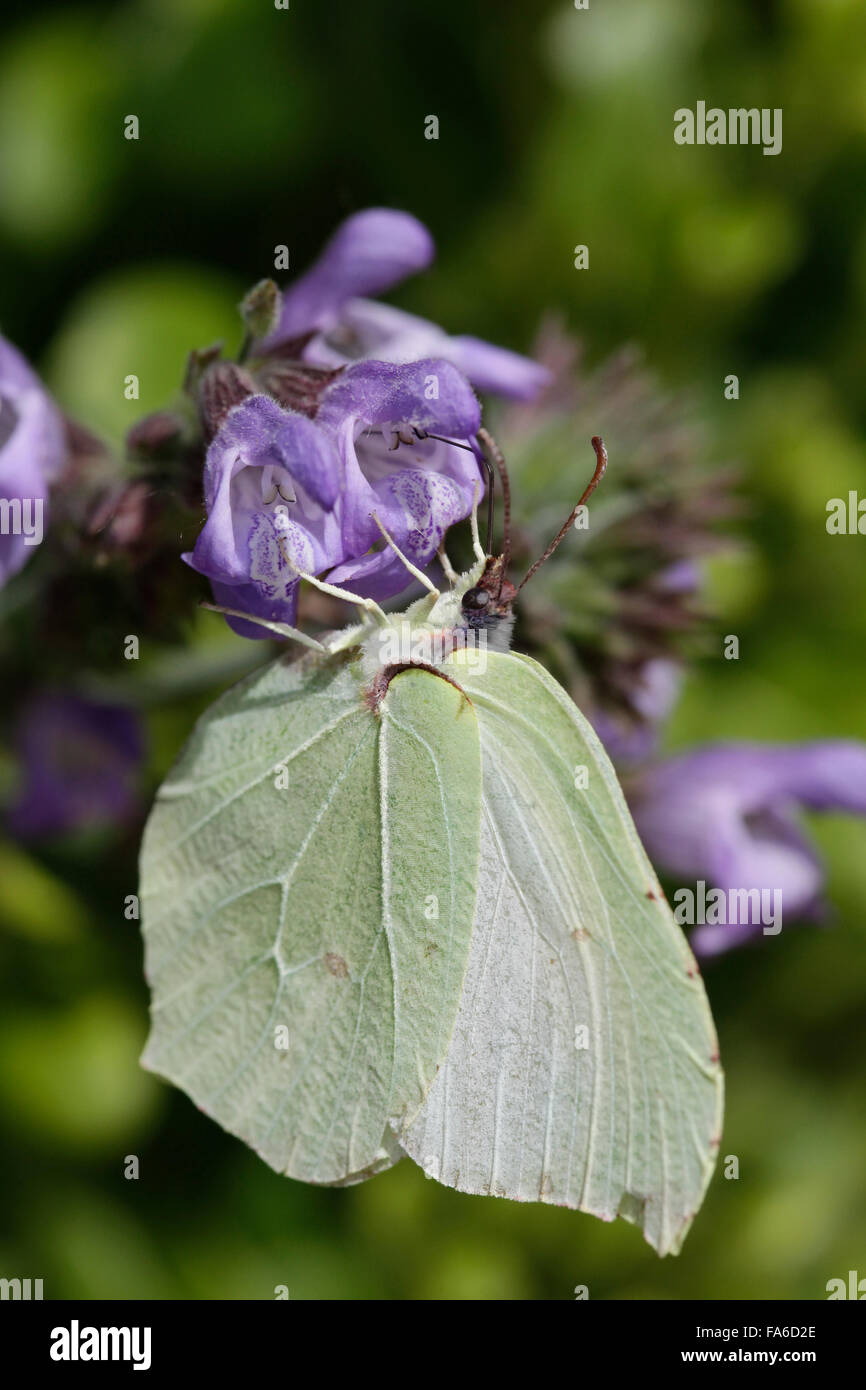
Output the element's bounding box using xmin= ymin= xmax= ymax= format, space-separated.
xmin=186 ymin=358 xmax=484 ymax=636
xmin=257 ymin=208 xmax=551 ymax=400
xmin=1 ymin=208 xmax=864 ymax=965
xmin=185 ymin=209 xmax=548 ymax=636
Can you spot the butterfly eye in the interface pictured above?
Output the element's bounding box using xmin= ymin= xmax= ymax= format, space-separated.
xmin=463 ymin=587 xmax=490 ymax=612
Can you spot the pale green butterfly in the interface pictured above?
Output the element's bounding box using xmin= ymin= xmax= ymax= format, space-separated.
xmin=139 ymin=430 xmax=723 ymax=1257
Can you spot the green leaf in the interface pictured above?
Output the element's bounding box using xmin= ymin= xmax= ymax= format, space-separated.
xmin=140 ymin=652 xmax=481 ymax=1184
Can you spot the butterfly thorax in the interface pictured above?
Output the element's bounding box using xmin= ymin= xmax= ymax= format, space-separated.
xmin=358 ymin=554 xmax=516 ymax=687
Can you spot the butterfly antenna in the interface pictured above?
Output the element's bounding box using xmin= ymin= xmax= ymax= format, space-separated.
xmin=476 ymin=428 xmax=511 ymax=569
xmin=516 ymin=436 xmax=607 ymax=593
xmin=422 ymin=431 xmax=495 ymax=556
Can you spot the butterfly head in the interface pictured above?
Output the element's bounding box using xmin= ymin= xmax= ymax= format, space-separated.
xmin=449 ymin=554 xmax=515 ymax=653
xmin=389 ymin=432 xmax=606 ymax=663
xmin=460 ymin=556 xmax=517 ymax=629
xmin=455 ymin=433 xmax=607 ymax=650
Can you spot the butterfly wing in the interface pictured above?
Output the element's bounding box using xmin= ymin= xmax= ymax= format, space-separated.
xmin=397 ymin=649 xmax=723 ymax=1255
xmin=140 ymin=654 xmax=481 ymax=1185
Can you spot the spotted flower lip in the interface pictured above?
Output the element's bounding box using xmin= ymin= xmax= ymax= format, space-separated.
xmin=184 ymin=394 xmax=345 ymax=638
xmin=628 ymin=740 xmax=866 ymax=956
xmin=257 ymin=207 xmax=550 ymax=401
xmin=315 ymin=358 xmax=483 ymax=602
xmin=0 ymin=334 xmax=66 ymax=587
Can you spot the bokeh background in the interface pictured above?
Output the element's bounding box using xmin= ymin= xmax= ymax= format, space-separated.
xmin=1 ymin=0 xmax=865 ymax=1299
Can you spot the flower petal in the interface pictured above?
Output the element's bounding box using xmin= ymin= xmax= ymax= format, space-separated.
xmin=263 ymin=209 xmax=434 ymax=348
xmin=328 ymin=465 xmax=471 ymax=601
xmin=304 ymin=299 xmax=451 ymax=370
xmin=207 ymin=577 xmax=300 ymax=642
xmin=305 ymin=298 xmax=552 ymax=401
xmin=187 ymin=396 xmax=344 ymax=637
xmin=317 ymin=358 xmax=482 ymax=597
xmin=689 ymin=808 xmax=824 ymax=956
xmin=449 ymin=335 xmax=552 ymax=401
xmin=317 ymin=357 xmax=481 ymax=440
xmin=205 ymin=395 xmax=340 ymax=512
xmin=190 ymin=395 xmax=342 ymax=583
xmin=629 ymin=740 xmax=866 ymax=954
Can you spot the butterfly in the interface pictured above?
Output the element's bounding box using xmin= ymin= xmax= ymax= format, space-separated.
xmin=140 ymin=430 xmax=722 ymax=1256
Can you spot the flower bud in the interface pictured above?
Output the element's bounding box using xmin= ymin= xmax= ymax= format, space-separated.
xmin=197 ymin=362 xmax=257 ymax=440
xmin=239 ymin=278 xmax=282 ymax=343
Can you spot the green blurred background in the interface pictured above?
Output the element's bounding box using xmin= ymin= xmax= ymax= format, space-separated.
xmin=1 ymin=0 xmax=865 ymax=1299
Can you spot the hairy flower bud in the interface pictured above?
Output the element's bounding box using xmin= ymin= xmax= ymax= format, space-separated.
xmin=254 ymin=360 xmax=342 ymax=418
xmin=125 ymin=410 xmax=186 ymax=459
xmin=239 ymin=278 xmax=282 ymax=343
xmin=197 ymin=362 xmax=258 ymax=440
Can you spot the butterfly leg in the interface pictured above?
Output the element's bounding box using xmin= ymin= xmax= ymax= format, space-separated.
xmin=370 ymin=511 xmax=441 ymax=599
xmin=200 ymin=602 xmax=328 ymax=651
xmin=285 ymin=565 xmax=390 ymax=627
xmin=275 ymin=536 xmax=391 ymax=625
xmin=437 ymin=541 xmax=460 ymax=586
xmin=469 ymin=482 xmax=486 ymax=564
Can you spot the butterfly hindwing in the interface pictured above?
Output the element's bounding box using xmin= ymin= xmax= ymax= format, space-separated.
xmin=397 ymin=649 xmax=723 ymax=1255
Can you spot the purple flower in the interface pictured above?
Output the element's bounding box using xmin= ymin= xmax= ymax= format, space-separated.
xmin=264 ymin=208 xmax=434 ymax=346
xmin=305 ymin=298 xmax=552 ymax=402
xmin=259 ymin=208 xmax=549 ymax=401
xmin=590 ymin=658 xmax=683 ymax=764
xmin=6 ymin=694 xmax=144 ymax=839
xmin=184 ymin=395 xmax=344 ymax=639
xmin=628 ymin=741 xmax=866 ymax=956
xmin=316 ymin=358 xmax=483 ymax=601
xmin=0 ymin=335 xmax=66 ymax=586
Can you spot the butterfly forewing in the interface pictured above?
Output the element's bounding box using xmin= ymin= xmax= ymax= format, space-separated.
xmin=140 ymin=653 xmax=481 ymax=1185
